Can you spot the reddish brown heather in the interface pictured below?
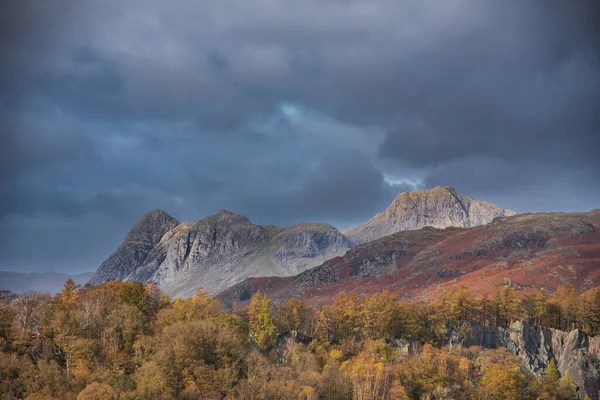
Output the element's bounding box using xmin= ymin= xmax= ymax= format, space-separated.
xmin=219 ymin=210 xmax=600 ymax=307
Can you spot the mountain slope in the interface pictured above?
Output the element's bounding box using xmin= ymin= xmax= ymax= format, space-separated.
xmin=219 ymin=210 xmax=600 ymax=307
xmin=0 ymin=271 xmax=94 ymax=294
xmin=342 ymin=186 xmax=516 ymax=244
xmin=90 ymin=209 xmax=351 ymax=297
xmin=89 ymin=210 xmax=179 ymax=284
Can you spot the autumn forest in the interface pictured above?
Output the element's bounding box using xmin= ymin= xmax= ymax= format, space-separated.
xmin=1 ymin=279 xmax=599 ymax=399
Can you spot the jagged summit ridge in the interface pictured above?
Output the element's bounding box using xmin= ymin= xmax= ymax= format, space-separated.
xmin=89 ymin=209 xmax=351 ymax=297
xmin=89 ymin=209 xmax=179 ymax=284
xmin=90 ymin=187 xmax=515 ymax=297
xmin=342 ymin=186 xmax=516 ymax=244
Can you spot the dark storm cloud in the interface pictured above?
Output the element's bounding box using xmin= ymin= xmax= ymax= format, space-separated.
xmin=0 ymin=108 xmax=96 ymax=179
xmin=0 ymin=0 xmax=599 ymax=273
xmin=235 ymin=151 xmax=399 ymax=228
xmin=422 ymin=157 xmax=600 ymax=212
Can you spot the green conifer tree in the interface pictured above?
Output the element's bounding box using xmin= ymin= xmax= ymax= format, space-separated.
xmin=546 ymin=359 xmax=560 ymax=382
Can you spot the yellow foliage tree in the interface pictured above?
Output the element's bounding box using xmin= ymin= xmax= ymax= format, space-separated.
xmin=248 ymin=291 xmax=277 ymax=350
xmin=76 ymin=382 xmax=116 ymax=400
xmin=480 ymin=363 xmax=524 ymax=400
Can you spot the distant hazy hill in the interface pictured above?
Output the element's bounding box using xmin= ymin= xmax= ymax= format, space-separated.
xmin=0 ymin=271 xmax=94 ymax=294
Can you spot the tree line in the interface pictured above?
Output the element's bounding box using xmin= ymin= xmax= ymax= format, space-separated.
xmin=0 ymin=279 xmax=598 ymax=399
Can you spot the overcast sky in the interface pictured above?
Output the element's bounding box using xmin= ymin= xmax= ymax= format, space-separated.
xmin=1 ymin=0 xmax=599 ymax=273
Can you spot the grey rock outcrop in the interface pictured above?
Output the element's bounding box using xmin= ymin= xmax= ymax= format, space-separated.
xmin=273 ymin=331 xmax=314 ymax=365
xmin=90 ymin=209 xmax=351 ymax=298
xmin=342 ymin=186 xmax=516 ymax=244
xmin=456 ymin=322 xmax=600 ymax=400
xmin=89 ymin=210 xmax=179 ymax=284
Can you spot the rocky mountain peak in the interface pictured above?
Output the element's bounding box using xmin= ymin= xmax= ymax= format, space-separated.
xmin=342 ymin=186 xmax=515 ymax=244
xmin=90 ymin=186 xmax=515 ymax=296
xmin=89 ymin=210 xmax=179 ymax=284
xmin=210 ymin=209 xmax=251 ymax=223
xmin=193 ymin=210 xmax=257 ymax=242
xmin=90 ymin=209 xmax=351 ymax=297
xmin=422 ymin=185 xmax=455 ymax=194
xmin=142 ymin=209 xmax=175 ymax=218
xmin=126 ymin=209 xmax=179 ymax=238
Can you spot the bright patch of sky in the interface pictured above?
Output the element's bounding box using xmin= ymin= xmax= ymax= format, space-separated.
xmin=279 ymin=102 xmax=303 ymax=120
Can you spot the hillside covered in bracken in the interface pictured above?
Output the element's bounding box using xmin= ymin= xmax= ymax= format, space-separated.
xmin=219 ymin=210 xmax=600 ymax=307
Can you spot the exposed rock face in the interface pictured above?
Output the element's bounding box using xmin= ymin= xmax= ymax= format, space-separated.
xmin=90 ymin=186 xmax=515 ymax=296
xmin=342 ymin=186 xmax=516 ymax=244
xmin=456 ymin=322 xmax=600 ymax=400
xmin=89 ymin=210 xmax=179 ymax=284
xmin=269 ymin=323 xmax=600 ymax=399
xmin=90 ymin=209 xmax=351 ymax=297
xmin=273 ymin=331 xmax=314 ymax=365
xmin=218 ymin=210 xmax=600 ymax=307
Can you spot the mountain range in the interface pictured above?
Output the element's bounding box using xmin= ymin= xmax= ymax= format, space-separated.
xmin=89 ymin=186 xmax=516 ymax=298
xmin=219 ymin=210 xmax=600 ymax=306
xmin=0 ymin=271 xmax=94 ymax=294
xmin=90 ymin=209 xmax=351 ymax=297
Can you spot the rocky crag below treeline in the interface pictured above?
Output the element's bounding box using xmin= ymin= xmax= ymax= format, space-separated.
xmin=275 ymin=321 xmax=600 ymax=399
xmin=445 ymin=321 xmax=600 ymax=400
xmin=273 ymin=321 xmax=600 ymax=399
